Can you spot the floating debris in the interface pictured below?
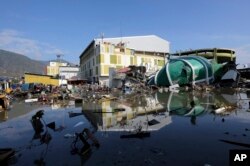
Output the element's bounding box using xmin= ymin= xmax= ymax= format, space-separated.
xmin=219 ymin=139 xmax=250 ymax=148
xmin=71 ymin=128 xmax=99 ymax=156
xmin=113 ymin=108 xmax=126 ymax=112
xmin=68 ymin=111 xmax=83 ymax=118
xmin=150 ymin=148 xmax=164 ymax=156
xmin=120 ymin=132 xmax=151 ymax=139
xmin=46 ymin=122 xmax=56 ymax=130
xmin=220 ymin=69 xmax=240 ymax=88
xmin=0 ymin=126 xmax=13 ymax=131
xmin=64 ymin=134 xmax=75 ymax=139
xmin=213 ymin=105 xmax=236 ymax=115
xmin=73 ymin=121 xmax=85 ymax=128
xmin=148 ymin=119 xmax=160 ymax=126
xmin=214 ymin=107 xmax=226 ymax=114
xmin=0 ymin=148 xmax=15 ymax=164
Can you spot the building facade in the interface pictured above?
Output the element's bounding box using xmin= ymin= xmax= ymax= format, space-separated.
xmin=47 ymin=60 xmax=68 ymax=76
xmin=79 ymin=35 xmax=169 ymax=85
xmin=59 ymin=66 xmax=80 ymax=80
xmin=24 ymin=73 xmax=59 ymax=86
xmin=46 ymin=59 xmax=80 ymax=85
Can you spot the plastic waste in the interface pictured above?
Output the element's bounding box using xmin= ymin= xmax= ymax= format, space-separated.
xmin=214 ymin=107 xmax=226 ymax=114
xmin=64 ymin=133 xmax=75 ymax=138
xmin=73 ymin=121 xmax=84 ymax=128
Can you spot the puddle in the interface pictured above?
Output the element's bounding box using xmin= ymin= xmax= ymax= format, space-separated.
xmin=1 ymin=89 xmax=250 ymax=165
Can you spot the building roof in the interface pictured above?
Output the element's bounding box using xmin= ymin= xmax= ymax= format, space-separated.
xmin=59 ymin=65 xmax=79 ymax=68
xmin=94 ymin=35 xmax=169 ymax=53
xmin=25 ymin=72 xmax=53 ymax=77
xmin=49 ymin=59 xmax=77 ymax=66
xmin=171 ymin=48 xmax=235 ymax=56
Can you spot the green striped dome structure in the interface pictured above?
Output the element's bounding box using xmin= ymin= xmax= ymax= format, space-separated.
xmin=152 ymin=56 xmax=224 ymax=87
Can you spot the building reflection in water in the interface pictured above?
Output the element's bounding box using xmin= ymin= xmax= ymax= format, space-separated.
xmin=0 ymin=110 xmax=8 ymax=121
xmin=82 ymin=92 xmax=172 ymax=135
xmin=81 ymin=89 xmax=242 ymax=132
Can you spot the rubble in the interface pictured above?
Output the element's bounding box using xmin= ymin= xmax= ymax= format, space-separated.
xmin=0 ymin=60 xmax=249 ymax=123
xmin=1 ymin=72 xmax=250 ymax=165
xmin=0 ymin=148 xmax=15 ymax=164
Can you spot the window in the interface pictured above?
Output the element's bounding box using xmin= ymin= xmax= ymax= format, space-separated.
xmin=125 ymin=48 xmax=131 ymax=55
xmin=117 ymin=55 xmax=121 ymax=64
xmin=96 ymin=66 xmax=98 ymax=75
xmin=89 ymin=69 xmax=92 ymax=77
xmin=134 ymin=56 xmax=137 ymax=65
xmin=131 ymin=49 xmax=135 ymax=55
xmin=130 ymin=57 xmax=134 ymax=65
xmin=116 ymin=65 xmax=123 ymax=69
xmin=110 ymin=55 xmax=117 ymax=64
xmin=100 ymin=54 xmax=104 ymax=63
xmin=158 ymin=60 xmax=165 ymax=66
xmin=141 ymin=58 xmax=144 ymax=63
xmin=96 ymin=55 xmax=99 ymax=64
xmin=101 ymin=65 xmax=109 ymax=75
xmin=101 ymin=45 xmax=104 ymax=53
xmin=110 ymin=45 xmax=114 ymax=53
xmin=105 ymin=45 xmax=109 ymax=53
xmin=96 ymin=46 xmax=100 ymax=55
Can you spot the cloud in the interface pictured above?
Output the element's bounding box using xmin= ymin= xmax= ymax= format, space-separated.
xmin=234 ymin=44 xmax=250 ymax=64
xmin=0 ymin=29 xmax=64 ymax=60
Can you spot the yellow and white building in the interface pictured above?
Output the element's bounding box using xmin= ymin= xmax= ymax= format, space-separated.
xmin=79 ymin=35 xmax=170 ymax=85
xmin=47 ymin=60 xmax=68 ymax=76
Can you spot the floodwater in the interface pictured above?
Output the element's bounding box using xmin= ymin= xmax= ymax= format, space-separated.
xmin=1 ymin=89 xmax=250 ymax=166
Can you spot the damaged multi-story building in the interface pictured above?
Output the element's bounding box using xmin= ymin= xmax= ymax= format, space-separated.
xmin=79 ymin=35 xmax=169 ymax=85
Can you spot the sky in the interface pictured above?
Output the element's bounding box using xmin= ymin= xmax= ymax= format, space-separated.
xmin=1 ymin=0 xmax=250 ymax=65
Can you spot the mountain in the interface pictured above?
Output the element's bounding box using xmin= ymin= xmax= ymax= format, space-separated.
xmin=0 ymin=49 xmax=46 ymax=78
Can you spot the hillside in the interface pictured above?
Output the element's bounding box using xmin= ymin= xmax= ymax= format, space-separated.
xmin=0 ymin=49 xmax=46 ymax=77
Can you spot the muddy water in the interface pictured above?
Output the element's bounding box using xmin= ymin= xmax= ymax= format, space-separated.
xmin=1 ymin=89 xmax=250 ymax=166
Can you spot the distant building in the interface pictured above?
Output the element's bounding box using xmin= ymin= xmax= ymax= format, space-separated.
xmin=79 ymin=35 xmax=169 ymax=85
xmin=46 ymin=59 xmax=68 ymax=76
xmin=171 ymin=48 xmax=236 ymax=63
xmin=46 ymin=57 xmax=80 ymax=84
xmin=24 ymin=73 xmax=60 ymax=86
xmin=59 ymin=66 xmax=80 ymax=80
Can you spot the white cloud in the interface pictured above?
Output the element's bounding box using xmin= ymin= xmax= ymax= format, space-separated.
xmin=234 ymin=44 xmax=250 ymax=65
xmin=0 ymin=29 xmax=64 ymax=60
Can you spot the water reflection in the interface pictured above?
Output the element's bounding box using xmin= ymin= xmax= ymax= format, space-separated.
xmin=82 ymin=94 xmax=171 ymax=134
xmin=30 ymin=110 xmax=53 ymax=166
xmin=1 ymin=107 xmax=100 ymax=166
xmin=0 ymin=89 xmax=249 ymax=165
xmin=81 ymin=89 xmax=242 ymax=132
xmin=0 ymin=110 xmax=8 ymax=121
xmin=71 ymin=128 xmax=100 ymax=165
